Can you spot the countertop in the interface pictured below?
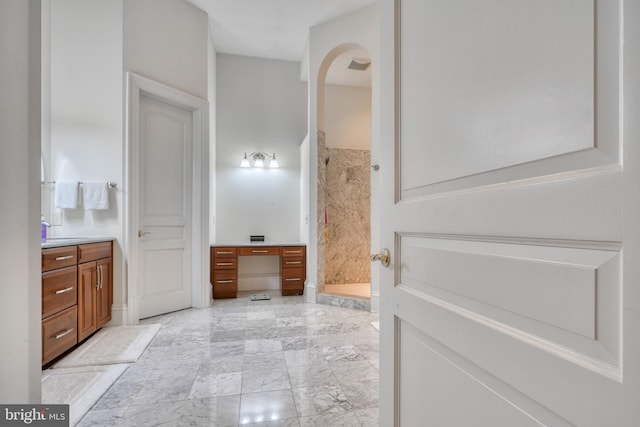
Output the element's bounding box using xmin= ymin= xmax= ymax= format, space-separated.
xmin=211 ymin=242 xmax=306 ymax=247
xmin=41 ymin=237 xmax=115 ymax=249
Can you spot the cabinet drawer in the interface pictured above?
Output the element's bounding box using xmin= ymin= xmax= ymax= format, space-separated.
xmin=42 ymin=246 xmax=77 ymax=272
xmin=281 ymin=246 xmax=305 ymax=257
xmin=212 ymin=247 xmax=237 ymax=258
xmin=239 ymin=246 xmax=279 ymax=256
xmin=213 ymin=270 xmax=237 ymax=282
xmin=212 ymin=270 xmax=237 ymax=298
xmin=213 ymin=258 xmax=237 ymax=270
xmin=42 ymin=265 xmax=77 ymax=318
xmin=42 ymin=306 xmax=78 ymax=365
xmin=213 ymin=280 xmax=237 ymax=293
xmin=281 ymin=256 xmax=304 ymax=268
xmin=282 ymin=267 xmax=305 ymax=288
xmin=78 ymin=242 xmax=112 ymax=264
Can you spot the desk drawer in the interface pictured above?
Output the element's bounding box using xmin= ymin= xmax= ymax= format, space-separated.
xmin=42 ymin=265 xmax=77 ymax=318
xmin=281 ymin=246 xmax=305 ymax=257
xmin=213 ymin=258 xmax=237 ymax=270
xmin=42 ymin=246 xmax=77 ymax=272
xmin=282 ymin=267 xmax=305 ymax=288
xmin=42 ymin=306 xmax=77 ymax=365
xmin=213 ymin=270 xmax=237 ymax=283
xmin=282 ymin=256 xmax=304 ymax=268
xmin=239 ymin=246 xmax=280 ymax=256
xmin=214 ymin=280 xmax=237 ymax=294
xmin=212 ymin=247 xmax=237 ymax=258
xmin=212 ymin=270 xmax=237 ymax=298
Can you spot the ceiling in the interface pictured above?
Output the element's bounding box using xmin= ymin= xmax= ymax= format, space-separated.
xmin=185 ymin=0 xmax=376 ymax=87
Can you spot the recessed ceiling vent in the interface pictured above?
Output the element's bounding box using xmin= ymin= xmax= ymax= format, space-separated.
xmin=348 ymin=57 xmax=371 ymax=71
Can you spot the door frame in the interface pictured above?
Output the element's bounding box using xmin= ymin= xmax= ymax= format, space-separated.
xmin=125 ymin=72 xmax=209 ymax=323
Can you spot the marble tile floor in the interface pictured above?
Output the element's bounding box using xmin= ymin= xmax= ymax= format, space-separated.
xmin=77 ymin=291 xmax=380 ymax=427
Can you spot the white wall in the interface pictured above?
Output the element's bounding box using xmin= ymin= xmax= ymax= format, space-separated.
xmin=306 ymin=4 xmax=380 ymax=309
xmin=49 ymin=0 xmax=124 ymax=236
xmin=215 ymin=54 xmax=307 ymax=292
xmin=216 ymin=54 xmax=307 ymax=244
xmin=208 ymin=29 xmax=217 ymax=245
xmin=325 ymin=84 xmax=372 ymax=150
xmin=47 ymin=0 xmax=210 ymax=323
xmin=0 ymin=0 xmax=42 ymax=403
xmin=300 ymin=134 xmax=311 ymax=244
xmin=124 ymin=0 xmax=208 ymax=99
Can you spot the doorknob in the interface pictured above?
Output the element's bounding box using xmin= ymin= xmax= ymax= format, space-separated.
xmin=371 ymin=248 xmax=390 ymax=267
xmin=138 ymin=230 xmax=151 ymax=237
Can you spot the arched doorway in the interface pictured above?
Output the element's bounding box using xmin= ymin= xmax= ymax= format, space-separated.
xmin=316 ymin=44 xmax=373 ymax=310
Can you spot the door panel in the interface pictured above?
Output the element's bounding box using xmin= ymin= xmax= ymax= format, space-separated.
xmin=380 ymin=0 xmax=634 ymax=425
xmin=96 ymin=257 xmax=112 ymax=327
xmin=138 ymin=94 xmax=192 ymax=319
xmin=77 ymin=262 xmax=96 ymax=342
xmin=398 ymin=320 xmax=570 ymax=427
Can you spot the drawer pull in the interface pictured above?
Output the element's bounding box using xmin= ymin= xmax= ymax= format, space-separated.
xmin=55 ymin=328 xmax=74 ymax=340
xmin=55 ymin=255 xmax=74 ymax=261
xmin=55 ymin=287 xmax=74 ymax=295
xmin=217 ymin=262 xmax=234 ymax=266
xmin=216 ymin=280 xmax=234 ymax=284
xmin=285 ymin=251 xmax=302 ymax=254
xmin=216 ymin=251 xmax=234 ymax=255
xmin=285 ymin=278 xmax=301 ymax=281
xmin=252 ymin=250 xmax=269 ymax=253
xmin=285 ymin=261 xmax=302 ymax=265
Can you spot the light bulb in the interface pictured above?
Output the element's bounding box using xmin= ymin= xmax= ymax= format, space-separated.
xmin=269 ymin=154 xmax=279 ymax=168
xmin=240 ymin=153 xmax=250 ymax=168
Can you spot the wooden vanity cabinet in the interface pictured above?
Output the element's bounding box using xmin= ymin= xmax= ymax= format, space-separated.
xmin=41 ymin=240 xmax=113 ymax=366
xmin=77 ymin=242 xmax=113 ymax=342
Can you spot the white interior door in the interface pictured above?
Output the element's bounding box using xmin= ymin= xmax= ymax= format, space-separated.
xmin=379 ymin=1 xmax=640 ymax=426
xmin=137 ymin=94 xmax=193 ymax=319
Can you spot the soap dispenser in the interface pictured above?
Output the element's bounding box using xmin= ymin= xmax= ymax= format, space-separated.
xmin=41 ymin=215 xmax=49 ymax=241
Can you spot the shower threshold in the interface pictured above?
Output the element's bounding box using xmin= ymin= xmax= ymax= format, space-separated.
xmin=323 ymin=283 xmax=370 ymax=299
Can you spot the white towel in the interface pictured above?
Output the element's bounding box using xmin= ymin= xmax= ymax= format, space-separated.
xmin=83 ymin=181 xmax=109 ymax=210
xmin=54 ymin=181 xmax=79 ymax=209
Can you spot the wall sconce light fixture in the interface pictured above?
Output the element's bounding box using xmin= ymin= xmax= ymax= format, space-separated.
xmin=241 ymin=152 xmax=279 ymax=168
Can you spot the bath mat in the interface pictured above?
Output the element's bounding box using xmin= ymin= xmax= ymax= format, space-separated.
xmin=53 ymin=324 xmax=161 ymax=368
xmin=42 ymin=364 xmax=128 ymax=426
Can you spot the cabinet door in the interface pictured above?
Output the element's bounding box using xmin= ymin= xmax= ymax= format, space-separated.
xmin=96 ymin=257 xmax=112 ymax=328
xmin=77 ymin=261 xmax=97 ymax=342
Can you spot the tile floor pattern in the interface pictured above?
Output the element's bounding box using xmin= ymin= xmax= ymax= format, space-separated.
xmin=77 ymin=292 xmax=380 ymax=426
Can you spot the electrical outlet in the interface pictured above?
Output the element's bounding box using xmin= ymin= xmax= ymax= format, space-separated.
xmin=52 ymin=211 xmax=63 ymax=226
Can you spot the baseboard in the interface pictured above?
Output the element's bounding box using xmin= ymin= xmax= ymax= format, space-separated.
xmin=109 ymin=304 xmax=128 ymax=326
xmin=370 ymin=291 xmax=380 ymax=313
xmin=305 ymin=282 xmax=317 ymax=303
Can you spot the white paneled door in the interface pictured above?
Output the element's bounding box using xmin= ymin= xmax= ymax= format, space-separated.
xmin=379 ymin=1 xmax=640 ymax=426
xmin=137 ymin=94 xmax=193 ymax=319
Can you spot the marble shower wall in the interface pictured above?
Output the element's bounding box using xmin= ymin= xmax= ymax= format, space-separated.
xmin=323 ymin=147 xmax=371 ymax=285
xmin=317 ymin=131 xmax=327 ymax=294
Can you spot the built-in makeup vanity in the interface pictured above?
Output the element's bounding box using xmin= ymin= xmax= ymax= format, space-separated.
xmin=41 ymin=238 xmax=114 ymax=366
xmin=211 ymin=243 xmax=306 ymax=298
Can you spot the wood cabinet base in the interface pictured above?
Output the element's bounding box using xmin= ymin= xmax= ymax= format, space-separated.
xmin=211 ymin=245 xmax=306 ymax=298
